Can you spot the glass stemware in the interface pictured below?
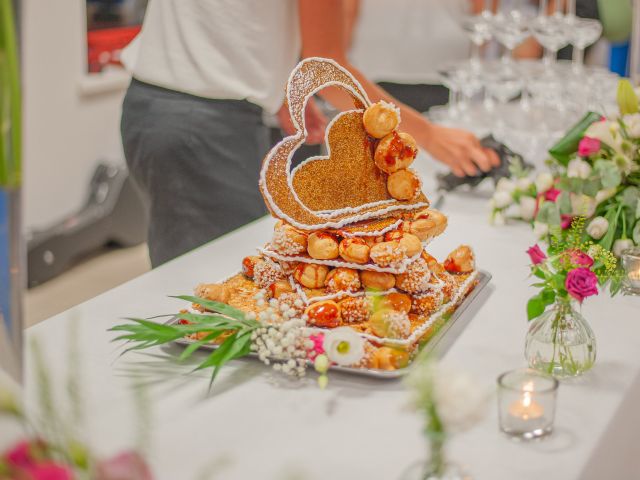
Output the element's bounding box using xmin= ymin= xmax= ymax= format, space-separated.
xmin=461 ymin=1 xmax=493 ymax=71
xmin=491 ymin=0 xmax=532 ymax=71
xmin=529 ymin=1 xmax=570 ymax=76
xmin=566 ymin=16 xmax=603 ymax=73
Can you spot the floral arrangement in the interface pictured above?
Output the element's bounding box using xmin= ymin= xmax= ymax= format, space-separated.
xmin=404 ymin=356 xmax=487 ymax=478
xmin=0 ymin=339 xmax=152 ymax=480
xmin=112 ymin=294 xmax=367 ymax=390
xmin=525 ymin=218 xmax=620 ymax=321
xmin=490 ymin=80 xmax=640 ymax=277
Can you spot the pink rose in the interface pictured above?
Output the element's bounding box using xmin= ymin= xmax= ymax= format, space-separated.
xmin=545 ymin=188 xmax=561 ymax=202
xmin=578 ymin=136 xmax=601 ymax=157
xmin=565 ymin=268 xmax=598 ymax=302
xmin=23 ymin=462 xmax=74 ymax=480
xmin=95 ymin=451 xmax=153 ymax=480
xmin=566 ymin=249 xmax=594 ymax=268
xmin=561 ymin=214 xmax=574 ymax=230
xmin=5 ymin=440 xmax=47 ymax=468
xmin=527 ymin=244 xmax=547 ymax=265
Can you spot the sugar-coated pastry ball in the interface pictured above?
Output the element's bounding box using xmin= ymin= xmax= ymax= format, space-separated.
xmin=241 ymin=255 xmax=262 ymax=278
xmin=293 ymin=263 xmax=329 ymax=289
xmin=305 ymin=300 xmax=341 ymax=328
xmin=338 ymin=237 xmax=371 ymax=264
xmin=363 ymin=101 xmax=400 ymax=138
xmin=338 ymin=297 xmax=371 ymax=323
xmin=369 ymin=310 xmax=411 ymax=339
xmin=387 ymin=169 xmax=421 ymax=201
xmin=384 ymin=231 xmax=422 ymax=257
xmin=369 ymin=240 xmax=408 ymax=268
xmin=359 ymin=270 xmax=396 ymax=290
xmin=374 ymin=132 xmax=417 ymax=174
xmin=325 ymin=267 xmax=361 ymax=293
xmin=307 ymin=232 xmax=340 ymax=260
xmin=443 ymin=245 xmax=475 ymax=273
xmin=368 ymin=346 xmax=410 ymax=370
xmin=267 ymin=279 xmax=294 ymax=299
xmin=271 ymin=222 xmax=308 ymax=255
xmin=395 ymin=257 xmax=431 ymax=294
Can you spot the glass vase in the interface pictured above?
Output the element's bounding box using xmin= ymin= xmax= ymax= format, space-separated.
xmin=401 ymin=436 xmax=470 ymax=480
xmin=525 ymin=300 xmax=596 ymax=378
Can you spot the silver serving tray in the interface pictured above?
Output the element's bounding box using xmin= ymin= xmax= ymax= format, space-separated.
xmin=169 ymin=270 xmax=491 ymax=379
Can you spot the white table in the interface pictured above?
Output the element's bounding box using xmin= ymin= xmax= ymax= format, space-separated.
xmin=16 ymin=161 xmax=640 ymax=480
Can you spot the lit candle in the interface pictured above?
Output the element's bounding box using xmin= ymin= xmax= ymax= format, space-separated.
xmin=508 ymin=382 xmax=543 ymax=421
xmin=628 ymin=269 xmax=640 ymax=289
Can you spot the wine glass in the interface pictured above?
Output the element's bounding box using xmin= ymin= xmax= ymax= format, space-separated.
xmin=491 ymin=0 xmax=532 ymax=71
xmin=529 ymin=1 xmax=570 ymax=76
xmin=566 ymin=17 xmax=603 ymax=73
xmin=460 ymin=1 xmax=493 ymax=71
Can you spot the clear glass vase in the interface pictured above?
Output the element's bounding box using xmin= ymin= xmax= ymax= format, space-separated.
xmin=525 ymin=300 xmax=596 ymax=378
xmin=401 ymin=436 xmax=470 ymax=480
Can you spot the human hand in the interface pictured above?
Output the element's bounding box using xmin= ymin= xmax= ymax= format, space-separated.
xmin=276 ymin=97 xmax=328 ymax=145
xmin=417 ymin=124 xmax=500 ymax=177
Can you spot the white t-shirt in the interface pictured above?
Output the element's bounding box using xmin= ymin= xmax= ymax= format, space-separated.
xmin=127 ymin=0 xmax=300 ymax=113
xmin=349 ymin=0 xmax=470 ymax=84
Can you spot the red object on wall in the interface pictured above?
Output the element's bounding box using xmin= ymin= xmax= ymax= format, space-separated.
xmin=87 ymin=26 xmax=140 ymax=73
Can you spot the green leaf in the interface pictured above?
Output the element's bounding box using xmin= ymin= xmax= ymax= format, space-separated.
xmin=527 ymin=297 xmax=545 ymax=321
xmin=583 ymin=178 xmax=602 ymax=197
xmin=533 ymin=267 xmax=546 ymax=280
xmin=617 ymin=79 xmax=639 ymax=115
xmin=621 ymin=186 xmax=640 ymax=210
xmin=171 ymin=295 xmax=249 ymax=322
xmin=549 ymin=111 xmax=603 ymax=165
xmin=179 ymin=331 xmax=225 ymax=361
xmin=598 ymin=205 xmax=621 ymax=251
xmin=557 ymin=192 xmax=573 ymax=215
xmin=595 ymin=160 xmax=622 ymax=189
xmin=632 ymin=220 xmax=640 ymax=245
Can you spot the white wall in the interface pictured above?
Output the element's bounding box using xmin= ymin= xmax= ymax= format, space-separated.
xmin=22 ymin=0 xmax=128 ymax=231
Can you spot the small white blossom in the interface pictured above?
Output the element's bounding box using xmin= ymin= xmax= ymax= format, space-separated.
xmin=496 ymin=177 xmax=516 ymax=194
xmin=613 ymin=238 xmax=635 ymax=257
xmin=595 ymin=188 xmax=617 ymax=205
xmin=585 ymin=120 xmax=624 ymax=155
xmin=570 ymin=193 xmax=596 ymax=217
xmin=516 ymin=177 xmax=533 ymax=191
xmin=534 ymin=172 xmax=554 ymax=193
xmin=567 ymin=158 xmax=592 ymax=179
xmin=586 ymin=216 xmax=609 ymax=240
xmin=492 ymin=211 xmax=506 ymax=226
xmin=518 ymin=196 xmax=537 ymax=221
xmin=323 ymin=327 xmax=365 ymax=366
xmin=623 ymin=113 xmax=640 ymax=138
xmin=492 ymin=190 xmax=513 ymax=209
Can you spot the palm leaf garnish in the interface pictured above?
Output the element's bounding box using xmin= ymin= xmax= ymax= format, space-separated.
xmin=110 ymin=296 xmax=261 ymax=390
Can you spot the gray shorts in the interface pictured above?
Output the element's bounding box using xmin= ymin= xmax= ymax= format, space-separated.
xmin=121 ymin=79 xmax=269 ymax=267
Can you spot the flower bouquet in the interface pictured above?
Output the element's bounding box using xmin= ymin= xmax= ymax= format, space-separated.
xmin=524 ymin=219 xmax=619 ymax=377
xmin=490 ymin=79 xmax=640 ymax=293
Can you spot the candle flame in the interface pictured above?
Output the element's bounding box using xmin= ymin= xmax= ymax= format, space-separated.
xmin=522 ymin=391 xmax=532 ymax=408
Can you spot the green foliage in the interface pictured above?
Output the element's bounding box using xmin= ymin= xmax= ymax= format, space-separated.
xmin=110 ymin=296 xmax=261 ymax=390
xmin=594 ymin=159 xmax=622 ymax=189
xmin=617 ymin=79 xmax=639 ymax=115
xmin=548 ymin=111 xmax=603 ymax=165
xmin=0 ymin=0 xmax=21 ymax=187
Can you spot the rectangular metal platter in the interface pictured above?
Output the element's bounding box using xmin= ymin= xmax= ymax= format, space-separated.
xmin=170 ymin=270 xmax=491 ymax=380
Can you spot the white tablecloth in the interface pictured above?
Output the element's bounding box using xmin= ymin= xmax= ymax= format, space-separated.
xmin=14 ymin=158 xmax=640 ymax=480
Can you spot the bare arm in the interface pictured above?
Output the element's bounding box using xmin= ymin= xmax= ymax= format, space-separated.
xmin=298 ymin=0 xmax=499 ymax=176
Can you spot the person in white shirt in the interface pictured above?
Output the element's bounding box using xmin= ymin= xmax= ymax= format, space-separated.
xmin=121 ymin=0 xmax=498 ymax=266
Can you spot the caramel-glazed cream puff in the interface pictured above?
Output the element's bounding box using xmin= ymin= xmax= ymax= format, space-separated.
xmin=362 ymin=101 xmax=400 ymax=138
xmin=194 ymin=283 xmax=230 ymax=304
xmin=338 ymin=238 xmax=371 ymax=264
xmin=359 ymin=270 xmax=396 ymax=290
xmin=293 ymin=263 xmax=329 ymax=289
xmin=271 ymin=221 xmax=308 ymax=255
xmin=384 ymin=231 xmax=422 ymax=257
xmin=387 ymin=169 xmax=421 ymax=201
xmin=444 ymin=245 xmax=475 ymax=273
xmin=339 ymin=297 xmax=371 ymax=323
xmin=401 ymin=208 xmax=448 ymax=241
xmin=307 ymin=232 xmax=340 ymax=260
xmin=374 ymin=131 xmax=417 ymax=174
xmin=325 ymin=267 xmax=361 ymax=293
xmin=305 ymin=300 xmax=341 ymax=328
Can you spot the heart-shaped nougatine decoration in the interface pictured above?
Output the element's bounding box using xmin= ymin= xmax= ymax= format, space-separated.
xmin=259 ymin=57 xmax=429 ymax=233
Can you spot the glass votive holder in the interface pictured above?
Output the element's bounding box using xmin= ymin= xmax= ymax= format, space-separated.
xmin=497 ymin=368 xmax=559 ymax=440
xmin=621 ymin=247 xmax=640 ymax=295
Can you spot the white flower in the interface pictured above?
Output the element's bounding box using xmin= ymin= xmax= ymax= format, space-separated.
xmin=533 ymin=221 xmax=549 ymax=238
xmin=492 ymin=211 xmax=506 ymax=226
xmin=595 ymin=188 xmax=617 ymax=205
xmin=613 ymin=238 xmax=635 ymax=257
xmin=567 ymin=158 xmax=592 ymax=179
xmin=535 ymin=172 xmax=554 ymax=193
xmin=323 ymin=327 xmax=365 ymax=366
xmin=519 ymin=196 xmax=537 ymax=221
xmin=492 ymin=190 xmax=513 ymax=209
xmin=570 ymin=193 xmax=596 ymax=217
xmin=585 ymin=120 xmax=624 ymax=155
xmin=496 ymin=177 xmax=516 ymax=194
xmin=586 ymin=216 xmax=609 ymax=240
xmin=516 ymin=177 xmax=533 ymax=191
xmin=405 ymin=361 xmax=488 ymax=434
xmin=623 ymin=113 xmax=640 ymax=138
